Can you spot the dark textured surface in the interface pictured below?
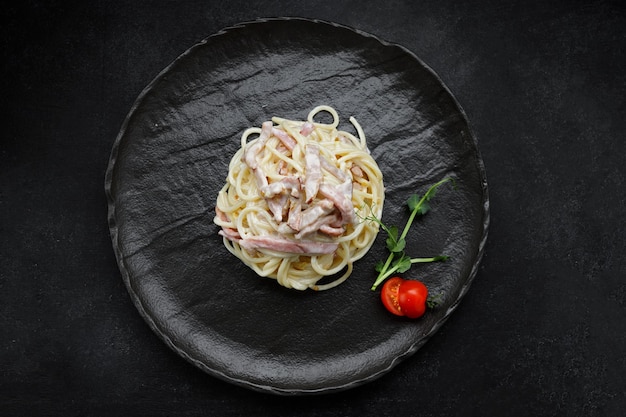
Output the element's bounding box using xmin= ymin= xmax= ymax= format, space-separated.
xmin=2 ymin=0 xmax=625 ymax=415
xmin=105 ymin=18 xmax=488 ymax=394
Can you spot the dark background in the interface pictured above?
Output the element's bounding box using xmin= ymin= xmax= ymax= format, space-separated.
xmin=2 ymin=0 xmax=625 ymax=416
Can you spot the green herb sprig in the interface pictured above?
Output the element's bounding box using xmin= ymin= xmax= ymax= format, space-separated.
xmin=363 ymin=177 xmax=456 ymax=291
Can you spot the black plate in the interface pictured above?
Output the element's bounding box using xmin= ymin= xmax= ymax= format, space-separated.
xmin=105 ymin=17 xmax=489 ymax=395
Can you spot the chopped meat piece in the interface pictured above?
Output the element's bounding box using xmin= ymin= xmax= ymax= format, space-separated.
xmin=304 ymin=144 xmax=322 ymax=203
xmin=350 ymin=164 xmax=364 ymax=179
xmin=320 ymin=155 xmax=348 ymax=182
xmin=319 ymin=180 xmax=356 ymax=224
xmin=300 ymin=122 xmax=315 ymax=136
xmin=243 ymin=121 xmax=273 ymax=189
xmin=218 ymin=227 xmax=241 ymax=240
xmin=267 ymin=193 xmax=289 ymax=222
xmin=278 ymin=160 xmax=289 ymax=176
xmin=287 ymin=197 xmax=303 ymax=231
xmin=295 ymin=213 xmax=342 ymax=239
xmin=271 ymin=127 xmax=296 ymax=150
xmin=261 ymin=176 xmax=302 ymax=199
xmin=243 ymin=121 xmax=272 ymax=169
xmin=215 ymin=206 xmax=229 ymax=222
xmin=237 ymin=235 xmax=338 ymax=255
xmin=293 ymin=199 xmax=336 ymax=238
xmin=319 ymin=224 xmax=345 ymax=237
xmin=216 ymin=207 xmax=241 ymax=239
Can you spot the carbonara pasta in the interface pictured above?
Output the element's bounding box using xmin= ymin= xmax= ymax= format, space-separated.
xmin=214 ymin=105 xmax=384 ymax=290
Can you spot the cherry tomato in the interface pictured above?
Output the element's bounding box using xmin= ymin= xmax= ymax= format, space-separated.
xmin=380 ymin=277 xmax=405 ymax=316
xmin=396 ymin=280 xmax=429 ymax=318
xmin=380 ymin=277 xmax=430 ymax=319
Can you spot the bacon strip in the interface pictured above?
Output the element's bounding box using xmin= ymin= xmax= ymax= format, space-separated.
xmin=293 ymin=199 xmax=335 ymax=238
xmin=300 ymin=122 xmax=315 ymax=136
xmin=218 ymin=228 xmax=241 ymax=240
xmin=215 ymin=207 xmax=241 ymax=239
xmin=319 ymin=224 xmax=345 ymax=237
xmin=261 ymin=176 xmax=301 ymax=199
xmin=320 ymin=155 xmax=348 ymax=182
xmin=350 ymin=164 xmax=364 ymax=179
xmin=237 ymin=235 xmax=338 ymax=255
xmin=266 ymin=194 xmax=288 ymax=222
xmin=304 ymin=144 xmax=322 ymax=203
xmin=319 ymin=180 xmax=356 ymax=224
xmin=271 ymin=127 xmax=296 ymax=150
xmin=243 ymin=121 xmax=273 ymax=189
xmin=287 ymin=197 xmax=302 ymax=231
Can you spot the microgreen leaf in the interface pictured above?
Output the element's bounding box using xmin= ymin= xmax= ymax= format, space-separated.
xmin=388 ymin=225 xmax=398 ymax=241
xmin=393 ymin=238 xmax=406 ymax=253
xmin=385 ymin=225 xmax=400 ymax=251
xmin=417 ymin=201 xmax=431 ymax=215
xmin=393 ymin=255 xmax=412 ymax=273
xmin=385 ymin=236 xmax=395 ymax=252
xmin=407 ymin=194 xmax=420 ymax=211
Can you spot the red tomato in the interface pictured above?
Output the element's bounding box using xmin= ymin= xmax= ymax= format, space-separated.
xmin=380 ymin=277 xmax=430 ymax=319
xmin=397 ymin=280 xmax=429 ymax=318
xmin=380 ymin=277 xmax=404 ymax=316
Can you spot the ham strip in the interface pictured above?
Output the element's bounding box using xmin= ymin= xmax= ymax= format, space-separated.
xmin=244 ymin=121 xmax=272 ymax=169
xmin=243 ymin=121 xmax=273 ymax=189
xmin=218 ymin=227 xmax=241 ymax=240
xmin=267 ymin=194 xmax=289 ymax=222
xmin=319 ymin=180 xmax=356 ymax=224
xmin=293 ymin=199 xmax=335 ymax=238
xmin=237 ymin=235 xmax=338 ymax=255
xmin=261 ymin=176 xmax=301 ymax=199
xmin=350 ymin=164 xmax=364 ymax=179
xmin=295 ymin=213 xmax=342 ymax=240
xmin=271 ymin=127 xmax=296 ymax=150
xmin=216 ymin=207 xmax=241 ymax=239
xmin=319 ymin=224 xmax=345 ymax=237
xmin=320 ymin=155 xmax=348 ymax=182
xmin=300 ymin=122 xmax=315 ymax=136
xmin=287 ymin=197 xmax=303 ymax=231
xmin=215 ymin=206 xmax=229 ymax=222
xmin=304 ymin=144 xmax=322 ymax=203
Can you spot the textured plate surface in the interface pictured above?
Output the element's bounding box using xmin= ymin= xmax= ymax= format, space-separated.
xmin=105 ymin=17 xmax=489 ymax=394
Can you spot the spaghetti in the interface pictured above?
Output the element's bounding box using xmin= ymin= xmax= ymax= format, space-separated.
xmin=214 ymin=106 xmax=384 ymax=290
